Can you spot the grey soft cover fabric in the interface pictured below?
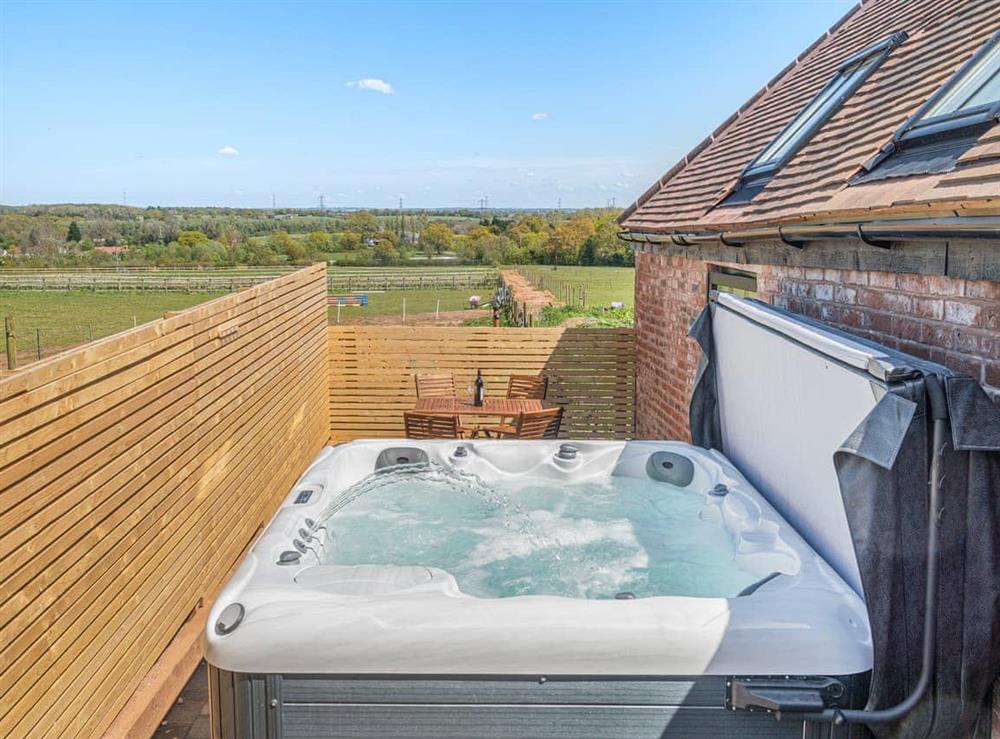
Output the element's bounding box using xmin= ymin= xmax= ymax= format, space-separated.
xmin=689 ymin=301 xmax=1000 ymax=739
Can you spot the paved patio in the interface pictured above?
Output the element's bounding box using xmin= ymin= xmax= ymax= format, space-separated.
xmin=152 ymin=662 xmax=210 ymax=739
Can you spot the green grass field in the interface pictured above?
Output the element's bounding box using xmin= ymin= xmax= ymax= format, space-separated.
xmin=329 ymin=287 xmax=485 ymax=320
xmin=0 ymin=290 xmax=226 ymax=366
xmin=512 ymin=265 xmax=634 ymax=307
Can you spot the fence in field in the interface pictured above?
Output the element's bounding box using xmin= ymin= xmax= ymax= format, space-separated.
xmin=513 ymin=267 xmax=609 ymax=308
xmin=328 ymin=326 xmax=636 ymax=441
xmin=0 ymin=268 xmax=498 ymax=293
xmin=2 ymin=317 xmax=147 ymax=369
xmin=0 ymin=266 xmax=299 ymax=274
xmin=325 ymin=268 xmax=497 ymax=291
xmin=497 ymin=269 xmax=558 ymax=326
xmin=0 ymin=265 xmax=330 ymax=739
xmin=0 ymin=273 xmax=284 ymax=292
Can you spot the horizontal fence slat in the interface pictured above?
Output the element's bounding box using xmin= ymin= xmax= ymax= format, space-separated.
xmin=327 ymin=326 xmax=635 ymax=442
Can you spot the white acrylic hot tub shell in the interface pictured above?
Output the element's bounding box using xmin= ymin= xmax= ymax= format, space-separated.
xmin=205 ymin=439 xmax=872 ymax=678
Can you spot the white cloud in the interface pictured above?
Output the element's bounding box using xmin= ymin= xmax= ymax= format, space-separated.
xmin=346 ymin=78 xmax=394 ymax=94
xmin=217 ymin=145 xmax=239 ymax=156
xmin=531 ymin=112 xmax=549 ymax=120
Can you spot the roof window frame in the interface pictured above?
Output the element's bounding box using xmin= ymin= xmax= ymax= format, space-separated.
xmin=721 ymin=31 xmax=908 ymax=206
xmin=894 ymin=29 xmax=1000 ymax=145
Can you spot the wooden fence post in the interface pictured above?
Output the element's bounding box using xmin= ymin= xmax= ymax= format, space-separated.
xmin=4 ymin=316 xmax=16 ymax=370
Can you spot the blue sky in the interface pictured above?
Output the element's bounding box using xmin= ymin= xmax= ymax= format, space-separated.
xmin=0 ymin=0 xmax=854 ymax=209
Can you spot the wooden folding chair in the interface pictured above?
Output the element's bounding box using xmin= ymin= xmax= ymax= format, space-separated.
xmin=414 ymin=373 xmax=456 ymax=398
xmin=403 ymin=411 xmax=464 ymax=439
xmin=481 ymin=407 xmax=563 ymax=439
xmin=506 ymin=374 xmax=548 ymax=400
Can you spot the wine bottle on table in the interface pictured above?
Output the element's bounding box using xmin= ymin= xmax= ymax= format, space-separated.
xmin=474 ymin=369 xmax=485 ymax=407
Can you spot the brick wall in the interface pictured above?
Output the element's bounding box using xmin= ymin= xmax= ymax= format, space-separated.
xmin=634 ymin=252 xmax=708 ymax=440
xmin=633 ymin=250 xmax=1000 ymax=442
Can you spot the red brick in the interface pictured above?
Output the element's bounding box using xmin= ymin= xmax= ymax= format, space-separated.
xmin=868 ymin=311 xmax=892 ymax=334
xmin=841 ymin=270 xmax=869 ymax=286
xmin=944 ymin=300 xmax=981 ymax=326
xmin=892 ymin=316 xmax=924 ymax=342
xmin=954 ymin=328 xmax=997 ymax=359
xmin=924 ymin=323 xmax=955 ymax=351
xmin=925 ymin=275 xmax=965 ymax=297
xmin=837 ymin=307 xmax=869 ymax=329
xmin=801 ymin=301 xmax=822 ymax=319
xmin=898 ymin=339 xmax=934 ymax=361
xmin=857 ymin=288 xmax=912 ymax=312
xmin=912 ymin=297 xmax=944 ymax=321
xmin=985 ymin=361 xmax=1000 ymax=390
xmin=896 ymin=273 xmax=930 ymax=293
xmin=812 ymin=283 xmax=834 ymax=301
xmin=834 ymin=285 xmax=858 ymax=304
xmin=982 ymin=303 xmax=1000 ymax=331
xmin=868 ymin=272 xmax=897 ymax=289
xmin=965 ymin=280 xmax=1000 ymax=301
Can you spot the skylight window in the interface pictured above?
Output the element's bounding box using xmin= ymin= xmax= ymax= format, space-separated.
xmin=854 ymin=29 xmax=1000 ymax=182
xmin=721 ymin=32 xmax=907 ymax=206
xmin=900 ymin=29 xmax=1000 ymax=142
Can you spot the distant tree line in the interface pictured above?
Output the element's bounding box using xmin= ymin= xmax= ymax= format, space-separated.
xmin=0 ymin=204 xmax=631 ymax=268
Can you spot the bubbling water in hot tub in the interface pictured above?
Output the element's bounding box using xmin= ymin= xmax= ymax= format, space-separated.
xmin=317 ymin=462 xmax=759 ymax=599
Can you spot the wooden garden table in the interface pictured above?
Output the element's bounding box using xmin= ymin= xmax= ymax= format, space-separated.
xmin=413 ymin=397 xmax=544 ymax=417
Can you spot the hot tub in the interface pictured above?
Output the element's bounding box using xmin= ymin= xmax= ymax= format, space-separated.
xmin=205 ymin=293 xmax=922 ymax=738
xmin=205 ymin=439 xmax=872 ymax=739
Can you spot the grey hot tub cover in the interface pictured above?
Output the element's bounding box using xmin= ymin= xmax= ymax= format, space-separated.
xmin=689 ymin=301 xmax=1000 ymax=739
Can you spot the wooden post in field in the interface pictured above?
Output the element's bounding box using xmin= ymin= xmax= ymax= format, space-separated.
xmin=4 ymin=316 xmax=16 ymax=370
xmin=435 ymin=299 xmax=440 ymax=321
xmin=336 ymin=303 xmax=341 ymax=324
xmin=35 ymin=328 xmax=42 ymax=361
xmin=402 ymin=298 xmax=406 ymax=323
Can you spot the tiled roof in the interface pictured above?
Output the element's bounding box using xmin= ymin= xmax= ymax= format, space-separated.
xmin=620 ymin=0 xmax=1000 ymax=233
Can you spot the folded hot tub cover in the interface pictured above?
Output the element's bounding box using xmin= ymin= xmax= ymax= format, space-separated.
xmin=689 ymin=300 xmax=1000 ymax=739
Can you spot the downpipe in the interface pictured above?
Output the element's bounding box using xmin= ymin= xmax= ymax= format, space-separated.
xmin=797 ymin=373 xmax=948 ymax=727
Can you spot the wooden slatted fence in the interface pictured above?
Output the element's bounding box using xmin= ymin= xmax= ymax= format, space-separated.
xmin=0 ymin=264 xmax=329 ymax=739
xmin=328 ymin=326 xmax=635 ymax=441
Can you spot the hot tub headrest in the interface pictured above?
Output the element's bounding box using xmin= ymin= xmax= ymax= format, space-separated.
xmin=646 ymin=451 xmax=695 ymax=487
xmin=375 ymin=447 xmax=430 ymax=471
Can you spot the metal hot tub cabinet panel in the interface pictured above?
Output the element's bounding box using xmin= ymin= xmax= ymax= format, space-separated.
xmin=209 ymin=668 xmax=872 ymax=739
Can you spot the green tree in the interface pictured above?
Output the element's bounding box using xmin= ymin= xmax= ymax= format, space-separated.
xmin=344 ymin=211 xmax=379 ymax=238
xmin=284 ymin=240 xmax=307 ymax=261
xmin=546 ymin=219 xmax=595 ymax=265
xmin=338 ymin=231 xmax=362 ymax=251
xmin=190 ymin=239 xmax=228 ymax=264
xmin=306 ymin=230 xmax=332 ymax=251
xmin=177 ymin=230 xmax=208 ymax=246
xmin=373 ymin=239 xmax=398 ymax=265
xmin=420 ymin=221 xmax=454 ymax=255
xmin=66 ymin=221 xmax=82 ymax=242
xmin=269 ymin=230 xmax=295 ymax=252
